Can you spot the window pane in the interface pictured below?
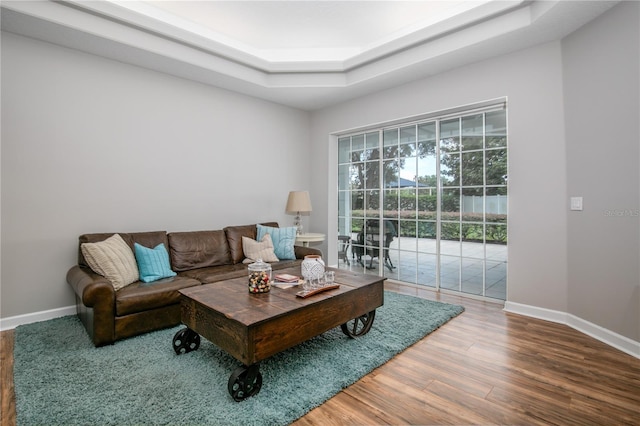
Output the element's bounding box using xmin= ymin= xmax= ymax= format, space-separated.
xmin=364 ymin=219 xmax=382 ymax=250
xmin=486 ymin=187 xmax=507 ymax=222
xmin=382 ymin=159 xmax=399 ymax=188
xmin=440 ymin=222 xmax=460 ymax=243
xmin=352 ymin=218 xmax=364 ymax=234
xmin=352 ymin=192 xmax=364 ymax=215
xmin=418 ymin=221 xmax=437 ymax=247
xmin=418 ymin=122 xmax=437 ymax=195
xmin=440 ymin=255 xmax=460 ymax=290
xmin=462 ymin=224 xmax=484 ymax=257
xmin=399 ymin=188 xmax=416 ymax=220
xmin=383 ymin=129 xmax=398 ymax=159
xmin=417 ymin=253 xmax=437 ymax=287
xmin=383 ymin=189 xmax=399 ymax=214
xmin=440 ymin=118 xmax=460 ymax=153
xmin=417 ymin=188 xmax=437 ymax=220
xmin=399 ymin=156 xmax=417 ymax=188
xmin=338 ymin=137 xmax=350 ymax=164
xmin=461 ymin=258 xmax=483 ymax=296
xmin=461 ymin=151 xmax=483 ymax=186
xmin=365 ymin=132 xmax=380 ymax=160
xmin=350 ymin=163 xmax=364 ymax=190
xmin=351 ymin=134 xmax=365 ymax=161
xmin=365 ymin=190 xmax=380 ymax=214
xmin=417 ymin=154 xmax=437 ymax=186
xmin=351 ymin=218 xmax=365 ymax=262
xmin=441 ymin=153 xmax=460 ymax=186
xmin=394 ymin=251 xmax=416 ymax=283
xmin=365 ymin=161 xmax=380 ymax=189
xmin=487 ymin=234 xmax=507 ymax=262
xmin=486 ymin=110 xmax=507 ymax=148
xmin=338 ymin=164 xmax=350 ymax=190
xmin=399 ymin=126 xmax=416 ymax=157
xmin=338 ymin=216 xmax=350 ymax=236
xmin=338 ymin=191 xmax=348 ymax=217
xmin=418 ymin=122 xmax=436 ymax=145
xmin=486 ymin=148 xmax=507 ymax=185
xmin=441 ymin=188 xmax=460 ymax=220
xmin=384 ymin=249 xmax=401 ymax=281
xmin=461 ymin=187 xmax=484 ymax=222
xmin=485 ymin=261 xmax=506 ymax=299
xmin=462 ymin=114 xmax=483 ymax=151
xmin=383 ymin=219 xmax=398 ymax=236
xmin=486 ymin=223 xmax=507 ymax=245
xmin=398 ymin=220 xmax=417 ymax=251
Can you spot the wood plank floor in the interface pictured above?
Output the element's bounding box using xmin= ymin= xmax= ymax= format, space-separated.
xmin=2 ymin=283 xmax=639 ymax=425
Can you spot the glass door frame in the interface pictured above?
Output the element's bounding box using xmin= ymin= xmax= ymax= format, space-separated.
xmin=335 ymin=98 xmax=507 ymax=301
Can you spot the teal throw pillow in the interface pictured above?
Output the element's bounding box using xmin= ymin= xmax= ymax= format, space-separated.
xmin=256 ymin=224 xmax=296 ymax=260
xmin=134 ymin=242 xmax=177 ymax=283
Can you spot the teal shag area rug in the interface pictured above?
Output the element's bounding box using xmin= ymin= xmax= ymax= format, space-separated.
xmin=14 ymin=291 xmax=463 ymax=425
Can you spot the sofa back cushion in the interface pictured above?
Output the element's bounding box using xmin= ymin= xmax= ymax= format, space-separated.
xmin=78 ymin=231 xmax=169 ymax=269
xmin=167 ymin=230 xmax=232 ymax=271
xmin=223 ymin=222 xmax=278 ymax=264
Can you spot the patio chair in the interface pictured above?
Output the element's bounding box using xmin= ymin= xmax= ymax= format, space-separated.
xmin=355 ymin=220 xmax=397 ymax=272
xmin=338 ymin=235 xmax=351 ymax=265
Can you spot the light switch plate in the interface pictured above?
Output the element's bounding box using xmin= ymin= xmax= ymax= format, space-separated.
xmin=570 ymin=197 xmax=583 ymax=211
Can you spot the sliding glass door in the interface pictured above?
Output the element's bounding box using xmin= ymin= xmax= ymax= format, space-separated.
xmin=337 ymin=104 xmax=507 ymax=300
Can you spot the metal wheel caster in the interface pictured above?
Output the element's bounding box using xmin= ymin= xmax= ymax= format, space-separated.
xmin=341 ymin=310 xmax=376 ymax=338
xmin=172 ymin=328 xmax=200 ymax=355
xmin=228 ymin=364 xmax=262 ymax=402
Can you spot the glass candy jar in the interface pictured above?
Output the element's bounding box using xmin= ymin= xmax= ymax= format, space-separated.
xmin=248 ymin=259 xmax=272 ymax=293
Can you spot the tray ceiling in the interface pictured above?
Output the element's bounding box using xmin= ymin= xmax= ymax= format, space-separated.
xmin=1 ymin=1 xmax=618 ymax=110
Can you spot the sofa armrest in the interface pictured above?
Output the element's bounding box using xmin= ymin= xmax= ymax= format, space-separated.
xmin=294 ymin=245 xmax=322 ymax=259
xmin=66 ymin=265 xmax=116 ymax=346
xmin=67 ymin=265 xmax=115 ymax=307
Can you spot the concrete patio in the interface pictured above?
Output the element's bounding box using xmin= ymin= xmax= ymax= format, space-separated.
xmin=337 ymin=236 xmax=507 ymax=301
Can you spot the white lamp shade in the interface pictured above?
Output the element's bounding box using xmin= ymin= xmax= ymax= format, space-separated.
xmin=286 ymin=191 xmax=312 ymax=213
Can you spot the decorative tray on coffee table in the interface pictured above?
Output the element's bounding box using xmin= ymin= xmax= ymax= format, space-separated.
xmin=296 ymin=284 xmax=340 ymax=298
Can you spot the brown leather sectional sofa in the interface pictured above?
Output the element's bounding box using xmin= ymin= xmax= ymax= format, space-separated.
xmin=66 ymin=222 xmax=321 ymax=346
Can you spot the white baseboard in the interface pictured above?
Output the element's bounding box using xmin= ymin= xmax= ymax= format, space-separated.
xmin=504 ymin=301 xmax=640 ymax=359
xmin=0 ymin=305 xmax=76 ymax=331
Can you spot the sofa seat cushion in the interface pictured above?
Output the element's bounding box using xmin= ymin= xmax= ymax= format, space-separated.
xmin=168 ymin=230 xmax=232 ymax=271
xmin=178 ymin=263 xmax=249 ymax=284
xmin=178 ymin=259 xmax=301 ymax=284
xmin=115 ymin=276 xmax=201 ymax=316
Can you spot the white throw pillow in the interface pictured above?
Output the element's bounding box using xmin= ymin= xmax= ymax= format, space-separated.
xmin=242 ymin=234 xmax=280 ymax=263
xmin=81 ymin=233 xmax=139 ymax=290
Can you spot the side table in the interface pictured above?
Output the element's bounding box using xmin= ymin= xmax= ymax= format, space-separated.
xmin=295 ymin=233 xmax=325 ymax=247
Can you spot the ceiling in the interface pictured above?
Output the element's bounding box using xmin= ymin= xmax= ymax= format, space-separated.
xmin=1 ymin=1 xmax=618 ymax=110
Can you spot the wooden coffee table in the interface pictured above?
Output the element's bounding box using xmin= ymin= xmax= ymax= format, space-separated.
xmin=172 ymin=267 xmax=385 ymax=401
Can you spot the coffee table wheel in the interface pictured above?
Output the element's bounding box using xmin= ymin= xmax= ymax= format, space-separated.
xmin=172 ymin=328 xmax=200 ymax=355
xmin=341 ymin=310 xmax=376 ymax=338
xmin=228 ymin=364 xmax=262 ymax=402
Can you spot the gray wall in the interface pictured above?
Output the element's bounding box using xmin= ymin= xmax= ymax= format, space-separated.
xmin=310 ymin=40 xmax=569 ymax=311
xmin=1 ymin=32 xmax=310 ymax=318
xmin=563 ymin=1 xmax=639 ymax=341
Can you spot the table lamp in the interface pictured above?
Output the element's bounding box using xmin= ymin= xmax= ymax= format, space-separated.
xmin=285 ymin=191 xmax=312 ymax=234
